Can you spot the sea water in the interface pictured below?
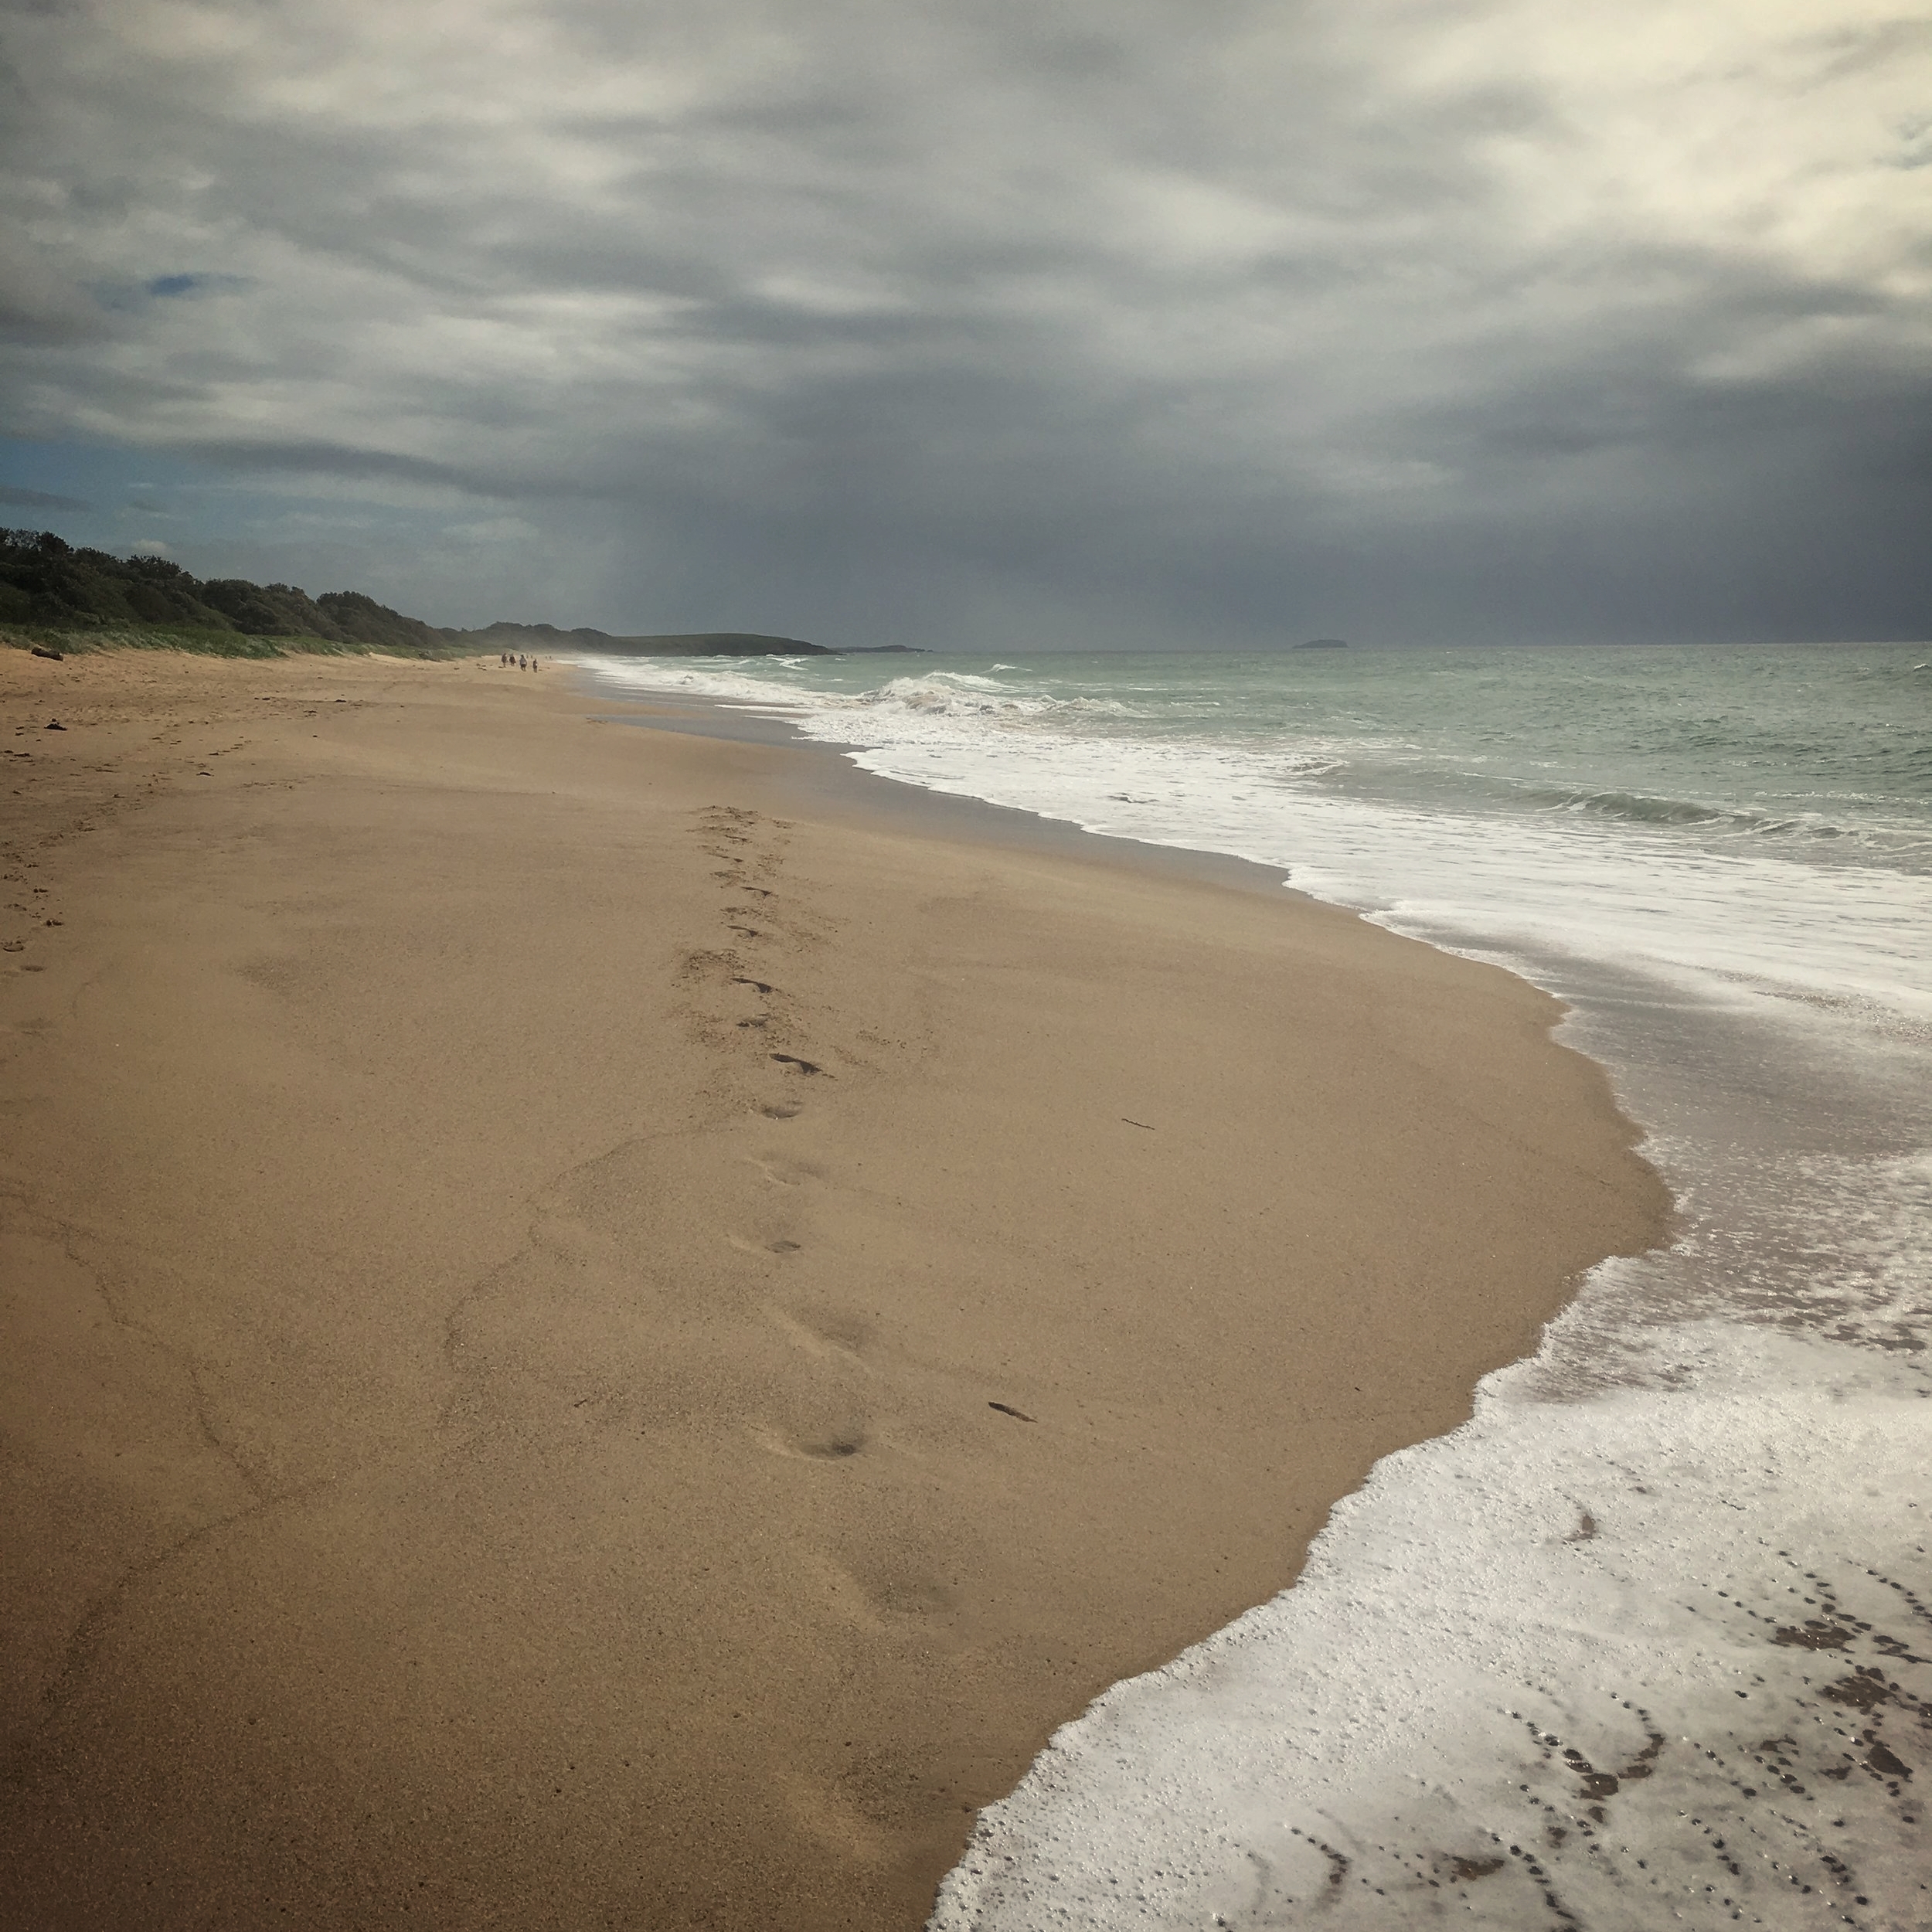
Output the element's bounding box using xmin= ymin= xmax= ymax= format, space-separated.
xmin=581 ymin=643 xmax=1931 ymax=1930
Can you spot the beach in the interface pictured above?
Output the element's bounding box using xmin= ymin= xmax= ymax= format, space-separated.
xmin=0 ymin=645 xmax=1665 ymax=1929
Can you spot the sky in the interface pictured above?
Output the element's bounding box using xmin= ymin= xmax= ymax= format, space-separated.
xmin=2 ymin=0 xmax=1928 ymax=648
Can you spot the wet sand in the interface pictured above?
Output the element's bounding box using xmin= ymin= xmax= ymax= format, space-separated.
xmin=0 ymin=646 xmax=1668 ymax=1928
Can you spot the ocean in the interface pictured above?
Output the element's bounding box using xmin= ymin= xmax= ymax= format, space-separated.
xmin=580 ymin=642 xmax=1930 ymax=1932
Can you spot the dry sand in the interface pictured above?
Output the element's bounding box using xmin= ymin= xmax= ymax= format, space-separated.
xmin=0 ymin=645 xmax=1668 ymax=1929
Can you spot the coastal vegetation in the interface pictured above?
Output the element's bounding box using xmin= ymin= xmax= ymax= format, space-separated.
xmin=0 ymin=527 xmax=450 ymax=655
xmin=0 ymin=529 xmax=827 ymax=658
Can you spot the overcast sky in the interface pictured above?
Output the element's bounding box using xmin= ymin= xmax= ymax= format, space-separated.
xmin=2 ymin=0 xmax=1928 ymax=646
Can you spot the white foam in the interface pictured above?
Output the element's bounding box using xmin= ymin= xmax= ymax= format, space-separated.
xmin=583 ymin=654 xmax=1932 ymax=1027
xmin=931 ymin=1317 xmax=1930 ymax=1931
xmin=580 ymin=652 xmax=1931 ymax=1930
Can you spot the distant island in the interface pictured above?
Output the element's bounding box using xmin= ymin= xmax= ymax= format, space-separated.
xmin=0 ymin=528 xmax=913 ymax=658
xmin=1296 ymin=638 xmax=1349 ymax=649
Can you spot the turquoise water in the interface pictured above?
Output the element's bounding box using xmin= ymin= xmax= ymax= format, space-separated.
xmin=594 ymin=643 xmax=1932 ymax=1020
xmin=658 ymin=642 xmax=1931 ymax=861
xmin=586 ymin=642 xmax=1932 ymax=1931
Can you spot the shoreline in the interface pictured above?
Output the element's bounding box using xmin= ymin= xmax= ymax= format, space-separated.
xmin=581 ymin=678 xmax=1315 ymax=904
xmin=1 ymin=646 xmax=1668 ymax=1928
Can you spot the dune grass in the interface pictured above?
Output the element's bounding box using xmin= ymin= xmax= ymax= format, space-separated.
xmin=2 ymin=623 xmax=468 ymax=661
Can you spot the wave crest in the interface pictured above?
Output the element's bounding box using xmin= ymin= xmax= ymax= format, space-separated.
xmin=852 ymin=673 xmax=1131 ymax=721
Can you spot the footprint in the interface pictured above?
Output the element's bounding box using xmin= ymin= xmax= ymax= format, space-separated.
xmin=771 ymin=1053 xmax=826 ymax=1075
xmin=677 ymin=947 xmax=739 ymax=984
xmin=746 ymin=1155 xmax=818 ymax=1189
xmin=872 ymin=1573 xmax=956 ymax=1618
xmin=761 ymin=1102 xmax=802 ymax=1120
xmin=805 ymin=1556 xmax=969 ymax=1642
xmin=733 ymin=976 xmax=777 ymax=995
xmin=768 ymin=1303 xmax=869 ymax=1356
xmin=726 ymin=1233 xmax=798 ymax=1258
xmin=751 ymin=1419 xmax=868 ymax=1463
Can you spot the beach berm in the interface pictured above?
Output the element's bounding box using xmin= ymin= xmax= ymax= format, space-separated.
xmin=0 ymin=645 xmax=1665 ymax=1928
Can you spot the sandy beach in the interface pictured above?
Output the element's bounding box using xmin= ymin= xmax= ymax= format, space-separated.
xmin=0 ymin=645 xmax=1667 ymax=1929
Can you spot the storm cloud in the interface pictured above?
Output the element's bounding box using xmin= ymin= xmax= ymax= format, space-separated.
xmin=2 ymin=0 xmax=1927 ymax=645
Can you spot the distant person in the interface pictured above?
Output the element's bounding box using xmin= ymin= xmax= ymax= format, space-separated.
xmin=519 ymin=655 xmax=528 ymax=670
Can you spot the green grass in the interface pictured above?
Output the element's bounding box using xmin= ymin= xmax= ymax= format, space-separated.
xmin=2 ymin=623 xmax=467 ymax=661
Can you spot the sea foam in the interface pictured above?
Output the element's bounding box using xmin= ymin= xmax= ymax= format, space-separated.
xmin=930 ymin=1320 xmax=1928 ymax=1930
xmin=580 ymin=648 xmax=1930 ymax=1931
